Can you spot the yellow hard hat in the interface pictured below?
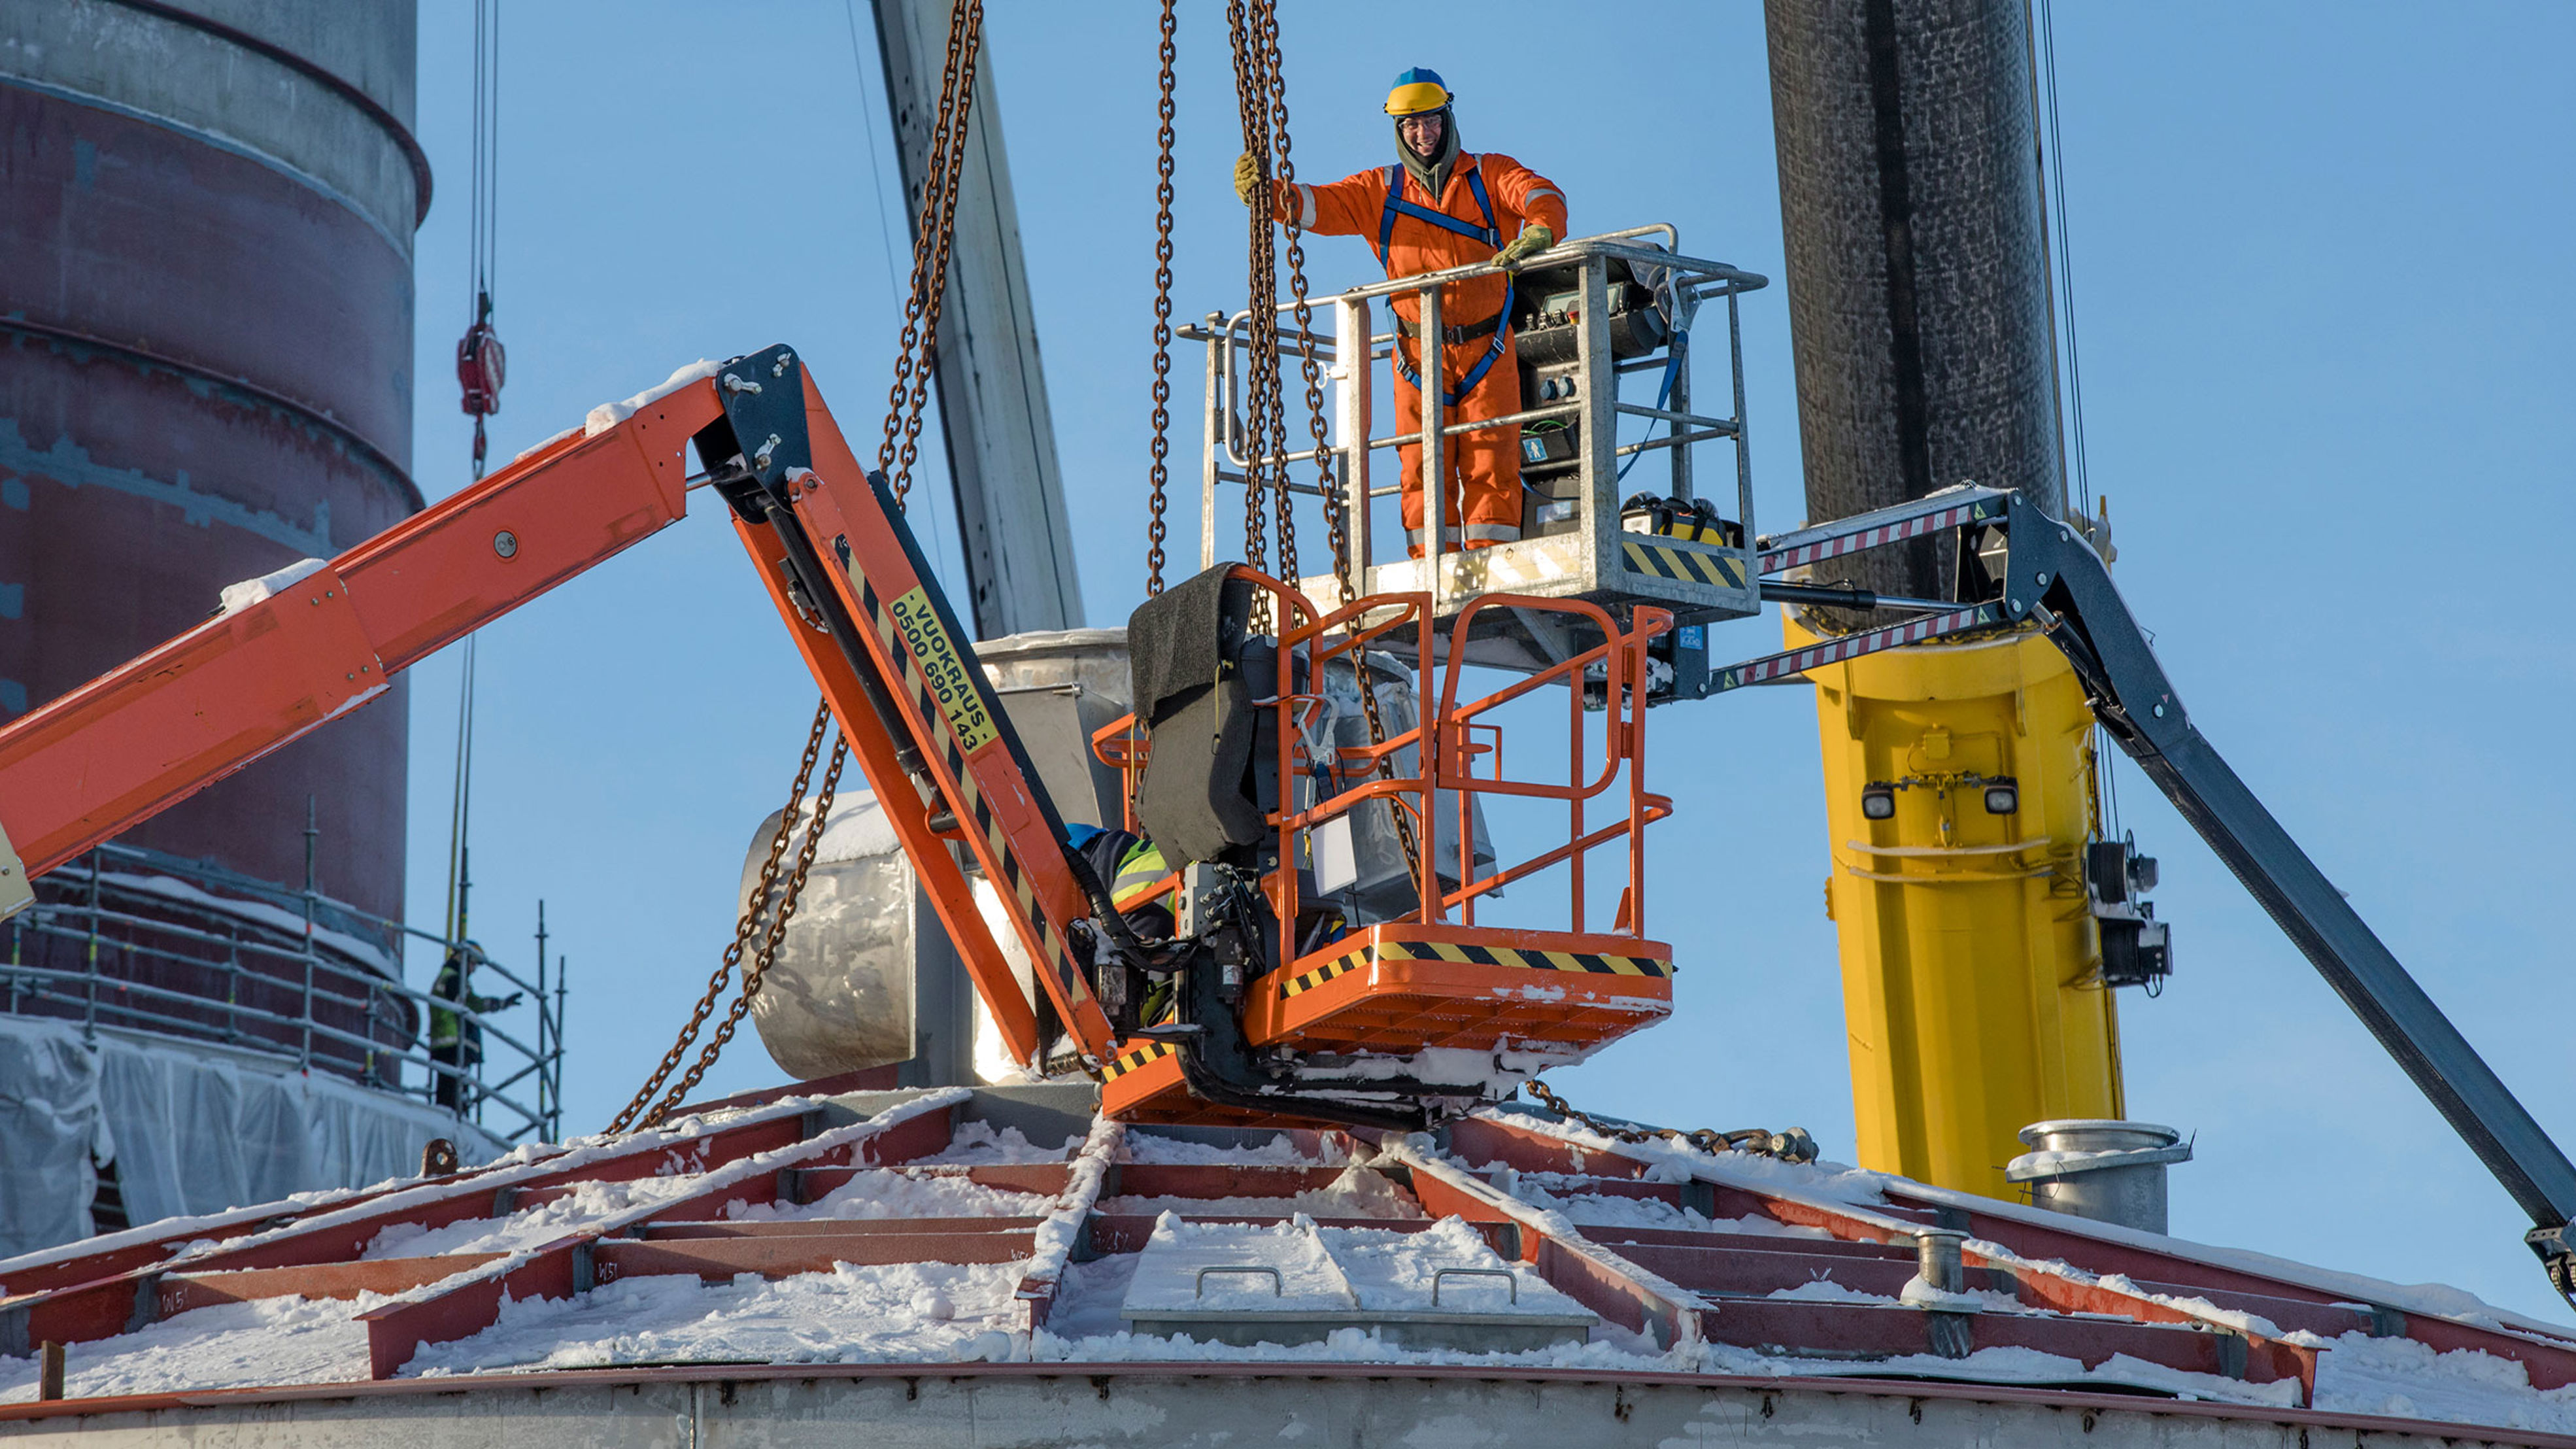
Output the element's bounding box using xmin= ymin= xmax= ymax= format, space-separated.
xmin=1385 ymin=67 xmax=1453 ymax=118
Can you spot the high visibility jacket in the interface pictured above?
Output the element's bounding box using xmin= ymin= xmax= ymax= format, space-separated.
xmin=428 ymin=958 xmax=503 ymax=1051
xmin=429 ymin=961 xmax=467 ymax=1049
xmin=1111 ymin=840 xmax=1171 ymax=912
xmin=1274 ymin=153 xmax=1568 ymax=335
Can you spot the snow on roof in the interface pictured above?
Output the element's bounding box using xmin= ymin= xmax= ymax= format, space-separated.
xmin=4 ymin=1085 xmax=2575 ymax=1437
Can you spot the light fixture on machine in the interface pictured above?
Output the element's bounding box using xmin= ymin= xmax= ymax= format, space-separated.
xmin=1857 ymin=772 xmax=2022 ymax=821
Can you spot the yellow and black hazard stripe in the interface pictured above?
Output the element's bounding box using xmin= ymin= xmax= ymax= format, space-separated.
xmin=845 ymin=553 xmax=1098 ymax=1038
xmin=1278 ymin=939 xmax=1674 ymax=1000
xmin=1622 ymin=537 xmax=1750 ymax=591
xmin=1101 ymin=1040 xmax=1174 ymax=1081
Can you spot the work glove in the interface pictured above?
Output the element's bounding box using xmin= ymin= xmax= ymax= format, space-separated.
xmin=1495 ymin=223 xmax=1555 ymax=270
xmin=1232 ymin=150 xmax=1261 ymax=209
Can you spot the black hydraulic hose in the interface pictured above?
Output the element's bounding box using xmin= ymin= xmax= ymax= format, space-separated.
xmin=2029 ymin=600 xmax=2138 ymax=745
xmin=1759 ymin=581 xmax=1955 ymax=614
xmin=1060 ymin=846 xmax=1189 ymax=974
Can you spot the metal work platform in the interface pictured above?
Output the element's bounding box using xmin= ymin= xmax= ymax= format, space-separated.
xmin=1181 ymin=226 xmax=1769 ymax=674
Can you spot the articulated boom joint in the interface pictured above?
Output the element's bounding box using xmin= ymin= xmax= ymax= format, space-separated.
xmin=1702 ymin=483 xmax=2576 ymax=1304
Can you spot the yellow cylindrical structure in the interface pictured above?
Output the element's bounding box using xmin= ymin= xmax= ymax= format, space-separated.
xmin=1799 ymin=618 xmax=2122 ymax=1197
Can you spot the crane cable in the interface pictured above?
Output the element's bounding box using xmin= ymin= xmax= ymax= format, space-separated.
xmin=611 ymin=0 xmax=987 ymax=1133
xmin=456 ymin=0 xmax=505 ymax=483
xmin=435 ymin=0 xmax=505 ymax=1125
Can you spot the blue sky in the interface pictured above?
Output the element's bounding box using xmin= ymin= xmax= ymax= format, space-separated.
xmin=401 ymin=3 xmax=2576 ymax=1320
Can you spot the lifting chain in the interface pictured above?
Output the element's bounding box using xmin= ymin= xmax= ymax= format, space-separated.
xmin=1227 ymin=0 xmax=1419 ymax=876
xmin=1252 ymin=2 xmax=1300 ymax=588
xmin=1521 ymin=1080 xmax=1822 ymax=1165
xmin=1225 ymin=0 xmax=1281 ymax=598
xmin=638 ymin=737 xmax=847 ymax=1128
xmin=613 ymin=1 xmax=985 ymax=1134
xmin=608 ymin=700 xmax=839 ymax=1133
xmin=1143 ymin=0 xmax=1178 ymax=596
xmin=877 ymin=0 xmax=987 ymax=505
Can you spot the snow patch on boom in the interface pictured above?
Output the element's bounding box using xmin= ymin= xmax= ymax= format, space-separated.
xmin=584 ymin=359 xmax=722 ymax=437
xmin=216 ymin=558 xmax=326 ymax=615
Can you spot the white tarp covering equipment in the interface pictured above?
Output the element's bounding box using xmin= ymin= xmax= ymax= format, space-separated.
xmin=0 ymin=1017 xmax=500 ymax=1257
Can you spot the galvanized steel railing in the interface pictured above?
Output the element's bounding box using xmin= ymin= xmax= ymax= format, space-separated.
xmin=0 ymin=840 xmax=565 ymax=1143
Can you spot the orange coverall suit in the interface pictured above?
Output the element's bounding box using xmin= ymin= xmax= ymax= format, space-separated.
xmin=1274 ymin=155 xmax=1568 ymax=551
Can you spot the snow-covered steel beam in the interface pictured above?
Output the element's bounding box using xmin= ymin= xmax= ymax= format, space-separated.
xmin=1869 ymin=1174 xmax=2576 ymax=1392
xmin=0 ymin=1150 xmax=543 ymax=1302
xmin=1454 ymin=1114 xmax=2576 ymax=1403
xmin=0 ymin=1100 xmax=824 ymax=1357
xmin=594 ymin=1227 xmax=1038 ymax=1282
xmin=157 ymin=1254 xmax=508 ymax=1317
xmin=357 ymin=1091 xmax=968 ymax=1378
xmin=1388 ymin=1143 xmax=1704 ymax=1351
xmin=1015 ymin=1115 xmax=1119 ymax=1331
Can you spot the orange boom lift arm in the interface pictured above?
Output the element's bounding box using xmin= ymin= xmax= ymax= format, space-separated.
xmin=0 ymin=347 xmax=1674 ymax=1131
xmin=0 ymin=347 xmax=1111 ymax=1078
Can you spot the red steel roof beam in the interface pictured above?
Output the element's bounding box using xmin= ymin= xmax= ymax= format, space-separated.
xmin=358 ymin=1091 xmax=969 ymax=1379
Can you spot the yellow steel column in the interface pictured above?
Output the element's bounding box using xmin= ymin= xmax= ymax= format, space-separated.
xmin=1798 ymin=618 xmax=2122 ymax=1197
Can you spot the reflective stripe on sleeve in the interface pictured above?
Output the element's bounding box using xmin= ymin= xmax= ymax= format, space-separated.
xmin=1408 ymin=525 xmax=1524 ymax=547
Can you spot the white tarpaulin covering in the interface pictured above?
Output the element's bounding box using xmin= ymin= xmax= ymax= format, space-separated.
xmin=0 ymin=1017 xmax=501 ymax=1257
xmin=0 ymin=1020 xmax=109 ymax=1255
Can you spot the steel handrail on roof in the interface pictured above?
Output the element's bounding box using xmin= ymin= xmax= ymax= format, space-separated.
xmin=1 ymin=840 xmax=565 ymax=1142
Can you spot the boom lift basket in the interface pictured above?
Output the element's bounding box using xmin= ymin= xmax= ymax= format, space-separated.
xmin=16 ymin=328 xmax=2576 ymax=1297
xmin=1182 ymin=226 xmax=1768 ymax=681
xmin=1091 ymin=566 xmax=1675 ymax=1127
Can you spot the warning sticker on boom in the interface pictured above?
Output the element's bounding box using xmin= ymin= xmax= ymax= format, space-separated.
xmin=889 ymin=585 xmax=998 ymax=754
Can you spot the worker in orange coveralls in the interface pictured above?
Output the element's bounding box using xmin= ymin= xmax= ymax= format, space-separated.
xmin=1236 ymin=67 xmax=1565 ymax=555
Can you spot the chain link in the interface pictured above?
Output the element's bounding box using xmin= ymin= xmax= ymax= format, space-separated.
xmin=607 ymin=699 xmax=834 ymax=1134
xmin=1144 ymin=0 xmax=1178 ymax=596
xmin=1226 ymin=0 xmax=1276 ymax=603
xmin=877 ymin=0 xmax=987 ymax=505
xmin=614 ymin=1 xmax=985 ymax=1133
xmin=1521 ymin=1080 xmax=1822 ymax=1164
xmin=640 ymin=739 xmax=847 ymax=1128
xmin=1256 ymin=3 xmax=1298 ymax=586
xmin=1230 ymin=0 xmax=1416 ymax=874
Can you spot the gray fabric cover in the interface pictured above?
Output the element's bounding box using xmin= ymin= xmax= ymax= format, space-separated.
xmin=1128 ymin=566 xmax=1266 ymax=866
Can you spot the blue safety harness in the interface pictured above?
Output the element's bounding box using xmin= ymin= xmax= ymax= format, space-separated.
xmin=1376 ymin=161 xmax=1515 ymax=409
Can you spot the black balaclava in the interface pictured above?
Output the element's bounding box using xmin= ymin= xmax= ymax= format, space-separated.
xmin=1395 ymin=105 xmax=1461 ymax=198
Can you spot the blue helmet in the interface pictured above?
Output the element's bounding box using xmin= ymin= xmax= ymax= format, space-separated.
xmin=1385 ymin=67 xmax=1453 ymax=118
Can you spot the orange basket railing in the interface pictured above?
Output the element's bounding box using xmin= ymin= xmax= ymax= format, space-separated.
xmin=1091 ymin=570 xmax=1670 ymax=970
xmin=1431 ymin=597 xmax=1673 ymax=935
